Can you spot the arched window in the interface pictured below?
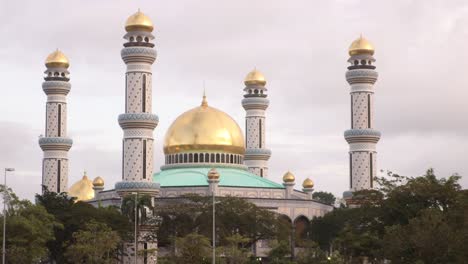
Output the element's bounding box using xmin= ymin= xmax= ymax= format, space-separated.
xmin=210 ymin=153 xmax=215 ymax=163
xmin=230 ymin=154 xmax=233 ymax=163
xmin=200 ymin=153 xmax=204 ymax=163
xmin=221 ymin=154 xmax=225 ymax=163
xmin=179 ymin=154 xmax=183 ymax=163
xmin=184 ymin=153 xmax=188 ymax=163
xmin=216 ymin=154 xmax=220 ymax=163
xmin=205 ymin=153 xmax=209 ymax=162
xmin=194 ymin=154 xmax=198 ymax=163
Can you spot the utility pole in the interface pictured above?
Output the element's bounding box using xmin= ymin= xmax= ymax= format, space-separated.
xmin=132 ymin=192 xmax=138 ymax=264
xmin=212 ymin=190 xmax=216 ymax=264
xmin=3 ymin=168 xmax=14 ymax=264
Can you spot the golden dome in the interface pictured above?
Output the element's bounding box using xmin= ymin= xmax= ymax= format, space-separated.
xmin=283 ymin=171 xmax=295 ymax=183
xmin=348 ymin=35 xmax=374 ymax=56
xmin=164 ymin=95 xmax=245 ymax=155
xmin=93 ymin=176 xmax=104 ymax=187
xmin=45 ymin=49 xmax=69 ymax=68
xmin=302 ymin=178 xmax=314 ymax=189
xmin=244 ymin=69 xmax=266 ymax=86
xmin=207 ymin=168 xmax=220 ymax=180
xmin=68 ymin=172 xmax=94 ymax=202
xmin=125 ymin=10 xmax=154 ymax=32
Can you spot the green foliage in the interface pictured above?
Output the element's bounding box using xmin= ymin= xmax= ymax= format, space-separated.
xmin=267 ymin=240 xmax=293 ymax=264
xmin=312 ymin=191 xmax=336 ymax=206
xmin=218 ymin=234 xmax=252 ymax=264
xmin=36 ymin=189 xmax=131 ymax=263
xmin=174 ymin=232 xmax=211 ymax=264
xmin=0 ymin=190 xmax=60 ymax=264
xmin=308 ymin=169 xmax=468 ymax=263
xmin=65 ymin=220 xmax=121 ymax=264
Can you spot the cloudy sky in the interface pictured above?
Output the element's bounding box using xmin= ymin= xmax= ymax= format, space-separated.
xmin=1 ymin=0 xmax=467 ymax=200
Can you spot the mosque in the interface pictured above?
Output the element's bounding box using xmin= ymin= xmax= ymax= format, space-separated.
xmin=38 ymin=10 xmax=379 ymax=263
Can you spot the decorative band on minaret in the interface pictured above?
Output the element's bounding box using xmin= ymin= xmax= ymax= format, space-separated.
xmin=242 ymin=69 xmax=271 ymax=178
xmin=344 ymin=36 xmax=381 ymax=193
xmin=115 ymin=11 xmax=159 ymax=197
xmin=39 ymin=50 xmax=73 ymax=193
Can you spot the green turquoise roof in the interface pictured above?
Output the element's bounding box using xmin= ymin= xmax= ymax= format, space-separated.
xmin=153 ymin=167 xmax=284 ymax=189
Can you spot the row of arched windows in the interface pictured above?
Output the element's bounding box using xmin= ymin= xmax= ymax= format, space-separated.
xmin=165 ymin=152 xmax=243 ymax=165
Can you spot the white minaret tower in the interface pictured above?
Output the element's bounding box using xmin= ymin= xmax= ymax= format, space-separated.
xmin=114 ymin=11 xmax=159 ymax=264
xmin=242 ymin=69 xmax=271 ymax=178
xmin=344 ymin=36 xmax=381 ymax=196
xmin=115 ymin=10 xmax=159 ymax=196
xmin=39 ymin=50 xmax=73 ymax=193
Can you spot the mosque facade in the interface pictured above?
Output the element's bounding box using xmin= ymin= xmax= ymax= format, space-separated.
xmin=39 ymin=10 xmax=379 ymax=263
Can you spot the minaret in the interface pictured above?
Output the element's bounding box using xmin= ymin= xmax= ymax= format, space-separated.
xmin=39 ymin=50 xmax=73 ymax=193
xmin=114 ymin=11 xmax=159 ymax=264
xmin=115 ymin=10 xmax=159 ymax=196
xmin=242 ymin=69 xmax=271 ymax=178
xmin=344 ymin=36 xmax=381 ymax=194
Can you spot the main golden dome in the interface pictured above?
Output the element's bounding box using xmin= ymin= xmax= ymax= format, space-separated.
xmin=45 ymin=49 xmax=69 ymax=68
xmin=164 ymin=95 xmax=245 ymax=155
xmin=68 ymin=173 xmax=94 ymax=201
xmin=125 ymin=10 xmax=154 ymax=32
xmin=348 ymin=35 xmax=374 ymax=56
xmin=244 ymin=69 xmax=266 ymax=86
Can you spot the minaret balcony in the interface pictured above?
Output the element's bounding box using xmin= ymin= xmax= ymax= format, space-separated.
xmin=244 ymin=149 xmax=272 ymax=160
xmin=121 ymin=46 xmax=157 ymax=64
xmin=118 ymin=113 xmax=159 ymax=129
xmin=346 ymin=69 xmax=378 ymax=85
xmin=42 ymin=81 xmax=71 ymax=95
xmin=241 ymin=97 xmax=269 ymax=110
xmin=344 ymin=129 xmax=381 ymax=144
xmin=39 ymin=137 xmax=73 ymax=151
xmin=115 ymin=181 xmax=160 ymax=197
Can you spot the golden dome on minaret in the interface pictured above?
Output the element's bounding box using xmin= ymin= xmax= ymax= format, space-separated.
xmin=45 ymin=49 xmax=69 ymax=68
xmin=125 ymin=10 xmax=154 ymax=32
xmin=244 ymin=69 xmax=266 ymax=86
xmin=93 ymin=176 xmax=105 ymax=187
xmin=164 ymin=94 xmax=245 ymax=155
xmin=68 ymin=171 xmax=94 ymax=202
xmin=283 ymin=171 xmax=295 ymax=183
xmin=302 ymin=178 xmax=314 ymax=189
xmin=348 ymin=35 xmax=374 ymax=56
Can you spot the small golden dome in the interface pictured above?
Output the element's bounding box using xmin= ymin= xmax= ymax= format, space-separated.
xmin=93 ymin=176 xmax=104 ymax=187
xmin=348 ymin=35 xmax=374 ymax=56
xmin=283 ymin=171 xmax=295 ymax=183
xmin=244 ymin=69 xmax=266 ymax=86
xmin=125 ymin=10 xmax=154 ymax=32
xmin=164 ymin=95 xmax=245 ymax=155
xmin=302 ymin=178 xmax=314 ymax=189
xmin=68 ymin=172 xmax=94 ymax=201
xmin=45 ymin=49 xmax=69 ymax=68
xmin=207 ymin=168 xmax=220 ymax=180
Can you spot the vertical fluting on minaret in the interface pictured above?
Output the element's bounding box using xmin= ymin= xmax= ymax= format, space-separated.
xmin=39 ymin=50 xmax=73 ymax=193
xmin=242 ymin=69 xmax=271 ymax=178
xmin=115 ymin=10 xmax=159 ymax=198
xmin=344 ymin=36 xmax=381 ymax=193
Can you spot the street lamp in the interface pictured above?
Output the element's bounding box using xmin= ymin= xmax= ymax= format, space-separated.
xmin=3 ymin=168 xmax=14 ymax=264
xmin=212 ymin=189 xmax=215 ymax=264
xmin=131 ymin=192 xmax=138 ymax=264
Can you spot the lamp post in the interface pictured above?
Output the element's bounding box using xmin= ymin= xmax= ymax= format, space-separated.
xmin=3 ymin=168 xmax=14 ymax=264
xmin=212 ymin=189 xmax=215 ymax=264
xmin=132 ymin=192 xmax=138 ymax=264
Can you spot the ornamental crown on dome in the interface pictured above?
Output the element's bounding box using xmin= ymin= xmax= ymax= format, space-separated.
xmin=125 ymin=10 xmax=154 ymax=32
xmin=302 ymin=178 xmax=314 ymax=188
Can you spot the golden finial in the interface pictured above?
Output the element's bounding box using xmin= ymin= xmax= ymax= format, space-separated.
xmin=201 ymin=89 xmax=208 ymax=107
xmin=45 ymin=49 xmax=69 ymax=68
xmin=348 ymin=34 xmax=374 ymax=56
xmin=125 ymin=9 xmax=154 ymax=32
xmin=244 ymin=68 xmax=266 ymax=86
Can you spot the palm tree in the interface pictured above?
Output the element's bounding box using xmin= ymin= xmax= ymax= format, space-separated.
xmin=121 ymin=194 xmax=153 ymax=225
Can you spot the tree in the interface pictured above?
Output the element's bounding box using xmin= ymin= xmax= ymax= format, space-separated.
xmin=0 ymin=185 xmax=60 ymax=263
xmin=65 ymin=220 xmax=121 ymax=264
xmin=267 ymin=240 xmax=294 ymax=264
xmin=174 ymin=232 xmax=211 ymax=264
xmin=36 ymin=189 xmax=131 ymax=263
xmin=218 ymin=234 xmax=251 ymax=264
xmin=312 ymin=191 xmax=336 ymax=206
